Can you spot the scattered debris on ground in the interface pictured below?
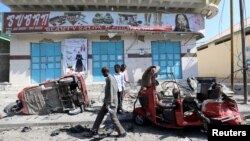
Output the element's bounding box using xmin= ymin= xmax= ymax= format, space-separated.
xmin=50 ymin=124 xmax=92 ymax=137
xmin=50 ymin=129 xmax=60 ymax=136
xmin=176 ymin=137 xmax=192 ymax=141
xmin=21 ymin=126 xmax=32 ymax=133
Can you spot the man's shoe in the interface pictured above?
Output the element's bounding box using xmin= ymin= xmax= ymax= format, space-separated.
xmin=117 ymin=132 xmax=127 ymax=138
xmin=93 ymin=134 xmax=107 ymax=139
xmin=82 ymin=130 xmax=97 ymax=138
xmin=68 ymin=107 xmax=81 ymax=115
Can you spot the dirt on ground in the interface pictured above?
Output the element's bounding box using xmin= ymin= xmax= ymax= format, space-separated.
xmin=0 ymin=122 xmax=207 ymax=141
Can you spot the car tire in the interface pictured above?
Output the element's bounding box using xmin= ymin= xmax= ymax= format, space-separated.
xmin=4 ymin=102 xmax=21 ymax=116
xmin=134 ymin=114 xmax=146 ymax=126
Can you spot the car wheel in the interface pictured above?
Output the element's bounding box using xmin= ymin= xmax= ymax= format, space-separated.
xmin=134 ymin=114 xmax=145 ymax=126
xmin=4 ymin=102 xmax=21 ymax=116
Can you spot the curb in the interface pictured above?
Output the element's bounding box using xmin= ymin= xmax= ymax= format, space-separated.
xmin=0 ymin=118 xmax=133 ymax=129
xmin=241 ymin=112 xmax=250 ymax=117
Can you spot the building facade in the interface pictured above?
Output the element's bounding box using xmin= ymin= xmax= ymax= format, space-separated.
xmin=1 ymin=0 xmax=220 ymax=86
xmin=0 ymin=13 xmax=10 ymax=83
xmin=197 ymin=17 xmax=250 ymax=79
xmin=0 ymin=33 xmax=10 ymax=83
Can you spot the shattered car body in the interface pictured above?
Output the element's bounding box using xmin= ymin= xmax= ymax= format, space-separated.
xmin=133 ymin=66 xmax=243 ymax=129
xmin=5 ymin=74 xmax=89 ymax=115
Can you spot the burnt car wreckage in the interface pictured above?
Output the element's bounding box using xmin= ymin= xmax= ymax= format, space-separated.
xmin=133 ymin=66 xmax=243 ymax=129
xmin=4 ymin=74 xmax=89 ymax=115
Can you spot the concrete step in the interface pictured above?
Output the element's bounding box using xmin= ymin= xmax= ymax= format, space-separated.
xmin=0 ymin=89 xmax=102 ymax=95
xmin=1 ymin=82 xmax=140 ymax=91
xmin=0 ymin=83 xmax=12 ymax=91
xmin=0 ymin=86 xmax=26 ymax=92
xmin=0 ymin=85 xmax=22 ymax=95
xmin=0 ymin=83 xmax=140 ymax=97
xmin=4 ymin=86 xmax=26 ymax=91
xmin=1 ymin=84 xmax=104 ymax=92
xmin=0 ymin=91 xmax=20 ymax=95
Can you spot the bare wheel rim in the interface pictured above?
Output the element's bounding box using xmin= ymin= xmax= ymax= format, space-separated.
xmin=135 ymin=114 xmax=144 ymax=125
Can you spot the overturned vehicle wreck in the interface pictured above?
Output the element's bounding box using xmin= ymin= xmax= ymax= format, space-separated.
xmin=4 ymin=74 xmax=89 ymax=115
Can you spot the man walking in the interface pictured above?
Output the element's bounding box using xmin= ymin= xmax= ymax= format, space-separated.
xmin=91 ymin=67 xmax=126 ymax=137
xmin=113 ymin=64 xmax=125 ymax=114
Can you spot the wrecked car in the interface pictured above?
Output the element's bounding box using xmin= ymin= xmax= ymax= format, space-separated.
xmin=133 ymin=66 xmax=243 ymax=129
xmin=4 ymin=74 xmax=89 ymax=115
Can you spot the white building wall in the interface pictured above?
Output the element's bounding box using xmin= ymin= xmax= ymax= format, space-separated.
xmin=9 ymin=33 xmax=197 ymax=86
xmin=181 ymin=57 xmax=198 ymax=79
xmin=9 ymin=60 xmax=30 ymax=86
xmin=180 ymin=38 xmax=196 ymax=53
xmin=124 ymin=34 xmax=152 ymax=82
xmin=10 ymin=35 xmax=31 ymax=86
xmin=10 ymin=37 xmax=31 ymax=55
xmin=180 ymin=39 xmax=198 ymax=79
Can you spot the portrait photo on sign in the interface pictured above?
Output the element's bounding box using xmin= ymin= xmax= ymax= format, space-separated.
xmin=63 ymin=39 xmax=88 ymax=76
xmin=174 ymin=14 xmax=191 ymax=32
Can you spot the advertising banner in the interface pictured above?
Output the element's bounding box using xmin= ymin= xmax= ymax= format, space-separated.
xmin=3 ymin=12 xmax=49 ymax=33
xmin=63 ymin=38 xmax=88 ymax=76
xmin=3 ymin=11 xmax=204 ymax=34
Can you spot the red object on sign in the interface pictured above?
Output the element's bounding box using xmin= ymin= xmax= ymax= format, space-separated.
xmin=3 ymin=12 xmax=49 ymax=33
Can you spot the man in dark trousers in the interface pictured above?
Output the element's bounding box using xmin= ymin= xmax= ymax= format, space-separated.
xmin=91 ymin=67 xmax=126 ymax=137
xmin=113 ymin=64 xmax=125 ymax=114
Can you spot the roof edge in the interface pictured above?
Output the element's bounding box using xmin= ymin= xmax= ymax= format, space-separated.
xmin=197 ymin=18 xmax=250 ymax=51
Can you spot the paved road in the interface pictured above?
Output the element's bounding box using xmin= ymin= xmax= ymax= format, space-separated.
xmin=0 ymin=122 xmax=207 ymax=141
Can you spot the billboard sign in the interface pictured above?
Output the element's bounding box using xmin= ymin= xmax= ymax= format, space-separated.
xmin=3 ymin=11 xmax=204 ymax=34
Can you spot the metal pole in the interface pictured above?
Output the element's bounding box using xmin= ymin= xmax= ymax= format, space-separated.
xmin=230 ymin=0 xmax=234 ymax=90
xmin=239 ymin=0 xmax=248 ymax=104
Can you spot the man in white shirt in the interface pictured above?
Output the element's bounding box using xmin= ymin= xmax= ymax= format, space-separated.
xmin=113 ymin=64 xmax=125 ymax=114
xmin=120 ymin=64 xmax=129 ymax=83
xmin=120 ymin=64 xmax=130 ymax=97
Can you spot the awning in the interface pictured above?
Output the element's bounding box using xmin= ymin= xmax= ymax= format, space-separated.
xmin=0 ymin=34 xmax=10 ymax=42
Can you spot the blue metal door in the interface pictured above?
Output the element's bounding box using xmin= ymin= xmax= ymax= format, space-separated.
xmin=92 ymin=41 xmax=124 ymax=81
xmin=31 ymin=42 xmax=61 ymax=83
xmin=151 ymin=41 xmax=182 ymax=79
